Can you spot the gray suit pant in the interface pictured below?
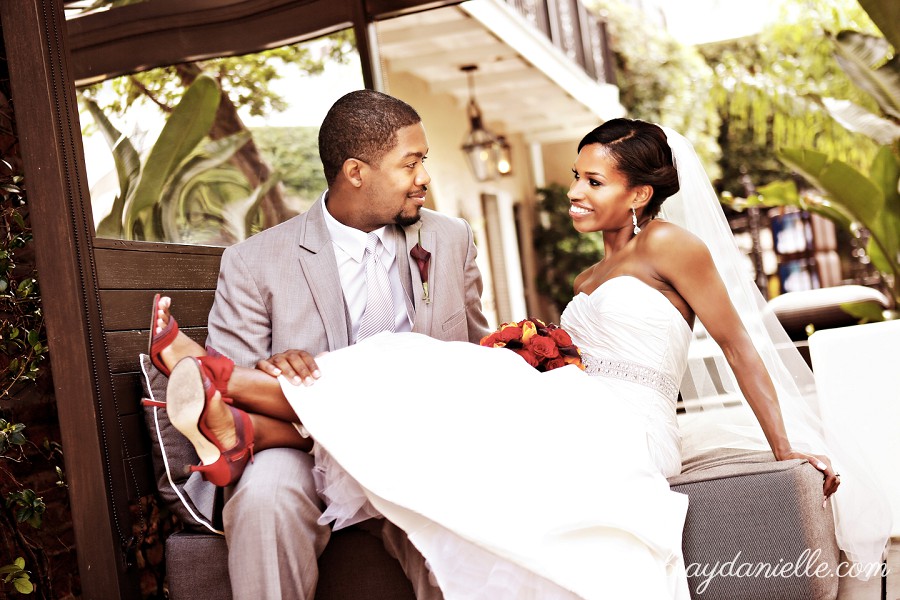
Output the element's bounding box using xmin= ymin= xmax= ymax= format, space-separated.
xmin=223 ymin=448 xmax=443 ymax=600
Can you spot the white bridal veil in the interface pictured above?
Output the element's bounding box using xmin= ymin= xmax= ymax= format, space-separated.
xmin=659 ymin=126 xmax=891 ymax=572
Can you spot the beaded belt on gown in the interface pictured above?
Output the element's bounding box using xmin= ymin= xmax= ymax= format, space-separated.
xmin=582 ymin=354 xmax=679 ymax=401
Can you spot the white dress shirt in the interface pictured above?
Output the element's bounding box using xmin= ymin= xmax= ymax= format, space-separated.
xmin=322 ymin=200 xmax=412 ymax=343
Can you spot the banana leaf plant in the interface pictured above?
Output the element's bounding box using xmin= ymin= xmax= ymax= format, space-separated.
xmin=85 ymin=73 xmax=278 ymax=244
xmin=732 ymin=145 xmax=899 ymax=320
xmin=727 ymin=1 xmax=900 ymax=321
xmin=817 ymin=30 xmax=900 ymax=145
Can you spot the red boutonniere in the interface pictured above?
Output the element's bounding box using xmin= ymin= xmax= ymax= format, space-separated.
xmin=410 ymin=230 xmax=432 ymax=304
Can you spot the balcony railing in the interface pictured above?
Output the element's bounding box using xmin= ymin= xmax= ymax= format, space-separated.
xmin=502 ymin=0 xmax=617 ymax=85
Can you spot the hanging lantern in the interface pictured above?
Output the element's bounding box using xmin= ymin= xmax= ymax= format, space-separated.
xmin=460 ymin=65 xmax=503 ymax=182
xmin=496 ymin=136 xmax=513 ymax=176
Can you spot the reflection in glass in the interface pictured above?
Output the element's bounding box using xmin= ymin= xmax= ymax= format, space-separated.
xmin=63 ymin=0 xmax=151 ymax=20
xmin=79 ymin=30 xmax=363 ymax=245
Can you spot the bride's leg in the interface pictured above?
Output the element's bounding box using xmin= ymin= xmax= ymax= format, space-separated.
xmin=226 ymin=369 xmax=300 ymax=423
xmin=168 ymin=357 xmax=314 ymax=486
xmin=153 ymin=295 xmax=301 ymax=423
xmin=157 ymin=296 xmax=313 ymax=485
xmin=196 ymin=384 xmax=311 ymax=453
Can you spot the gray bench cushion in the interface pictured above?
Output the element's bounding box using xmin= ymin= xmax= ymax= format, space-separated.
xmin=166 ymin=527 xmax=416 ymax=600
xmin=140 ymin=354 xmax=221 ymax=534
xmin=670 ymin=448 xmax=839 ymax=599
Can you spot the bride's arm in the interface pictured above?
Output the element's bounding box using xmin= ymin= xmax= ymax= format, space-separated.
xmin=652 ymin=229 xmax=840 ymax=498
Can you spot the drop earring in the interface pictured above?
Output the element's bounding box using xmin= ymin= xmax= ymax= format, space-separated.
xmin=632 ymin=207 xmax=641 ymax=235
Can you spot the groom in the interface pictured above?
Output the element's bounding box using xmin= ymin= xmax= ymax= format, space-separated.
xmin=205 ymin=90 xmax=490 ymax=599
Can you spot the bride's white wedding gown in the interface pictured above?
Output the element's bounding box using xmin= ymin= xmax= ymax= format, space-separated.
xmin=281 ymin=276 xmax=693 ymax=599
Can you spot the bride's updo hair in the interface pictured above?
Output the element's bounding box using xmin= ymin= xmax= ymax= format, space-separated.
xmin=577 ymin=119 xmax=679 ymax=218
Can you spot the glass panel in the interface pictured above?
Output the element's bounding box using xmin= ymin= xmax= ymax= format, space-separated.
xmin=64 ymin=0 xmax=151 ymax=20
xmin=79 ymin=29 xmax=364 ymax=245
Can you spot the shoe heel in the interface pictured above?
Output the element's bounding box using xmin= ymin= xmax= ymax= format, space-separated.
xmin=190 ymin=459 xmax=234 ymax=487
xmin=167 ymin=358 xmax=222 ymax=467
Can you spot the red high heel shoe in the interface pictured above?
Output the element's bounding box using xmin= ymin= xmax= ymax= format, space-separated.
xmin=148 ymin=293 xmax=179 ymax=377
xmin=166 ymin=356 xmax=254 ymax=487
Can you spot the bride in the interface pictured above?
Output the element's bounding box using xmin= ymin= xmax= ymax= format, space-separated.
xmin=150 ymin=119 xmax=883 ymax=598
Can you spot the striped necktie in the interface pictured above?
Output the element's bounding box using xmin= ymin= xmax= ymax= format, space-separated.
xmin=356 ymin=232 xmax=396 ymax=341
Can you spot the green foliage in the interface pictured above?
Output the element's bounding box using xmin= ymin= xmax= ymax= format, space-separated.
xmin=2 ymin=48 xmax=67 ymax=599
xmin=0 ymin=557 xmax=33 ymax=595
xmin=81 ymin=32 xmax=356 ymax=243
xmin=1 ymin=162 xmax=47 ymax=398
xmin=724 ymin=0 xmax=900 ymax=316
xmin=88 ymin=75 xmax=278 ymax=244
xmin=831 ymin=30 xmax=900 ymax=122
xmin=5 ymin=489 xmax=45 ymax=529
xmin=816 ymin=27 xmax=900 ymax=145
xmin=124 ymin=74 xmax=223 ymax=238
xmin=532 ymin=184 xmax=604 ymax=312
xmin=82 ymin=32 xmax=354 ymax=121
xmin=0 ymin=419 xmax=26 ymax=455
xmin=589 ymin=0 xmax=722 ymax=176
xmin=840 ymin=299 xmax=889 ymax=322
xmin=731 ymin=144 xmax=900 ymax=310
xmin=251 ymin=126 xmax=326 ymax=210
xmin=701 ymin=0 xmax=884 ymax=194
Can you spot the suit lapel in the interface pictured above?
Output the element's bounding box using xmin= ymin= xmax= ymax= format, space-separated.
xmin=298 ymin=196 xmax=350 ymax=349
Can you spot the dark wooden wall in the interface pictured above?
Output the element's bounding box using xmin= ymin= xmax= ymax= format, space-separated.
xmin=94 ymin=239 xmax=222 ymax=504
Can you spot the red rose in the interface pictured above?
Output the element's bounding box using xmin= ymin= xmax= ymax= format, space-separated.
xmin=480 ymin=332 xmax=503 ymax=347
xmin=513 ymin=348 xmax=540 ymax=368
xmin=527 ymin=335 xmax=560 ymax=359
xmin=497 ymin=326 xmax=523 ymax=342
xmin=545 ymin=357 xmax=567 ymax=371
xmin=548 ymin=328 xmax=573 ymax=347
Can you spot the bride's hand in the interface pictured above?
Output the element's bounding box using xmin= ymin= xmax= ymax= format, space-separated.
xmin=778 ymin=450 xmax=840 ymax=499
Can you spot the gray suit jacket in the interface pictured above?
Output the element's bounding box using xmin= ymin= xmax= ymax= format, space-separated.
xmin=206 ymin=195 xmax=490 ymax=365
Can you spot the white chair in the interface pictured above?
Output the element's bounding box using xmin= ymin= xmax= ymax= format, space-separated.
xmin=809 ymin=320 xmax=900 ymax=537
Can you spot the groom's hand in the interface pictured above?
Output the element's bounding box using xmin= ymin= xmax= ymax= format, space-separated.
xmin=257 ymin=349 xmax=321 ymax=386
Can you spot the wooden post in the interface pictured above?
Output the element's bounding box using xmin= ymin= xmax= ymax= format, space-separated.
xmin=0 ymin=1 xmax=137 ymax=597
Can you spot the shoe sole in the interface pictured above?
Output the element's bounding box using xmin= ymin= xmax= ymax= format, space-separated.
xmin=167 ymin=357 xmax=222 ymax=467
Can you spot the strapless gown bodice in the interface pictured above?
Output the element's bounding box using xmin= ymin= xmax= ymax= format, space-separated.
xmin=562 ymin=276 xmax=692 ymax=476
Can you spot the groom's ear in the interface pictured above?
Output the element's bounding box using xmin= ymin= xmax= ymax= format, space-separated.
xmin=343 ymin=158 xmax=366 ymax=188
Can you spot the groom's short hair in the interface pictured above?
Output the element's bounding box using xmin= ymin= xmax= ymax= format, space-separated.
xmin=319 ymin=90 xmax=422 ymax=185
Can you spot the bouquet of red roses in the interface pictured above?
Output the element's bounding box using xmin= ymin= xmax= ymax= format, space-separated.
xmin=479 ymin=318 xmax=585 ymax=372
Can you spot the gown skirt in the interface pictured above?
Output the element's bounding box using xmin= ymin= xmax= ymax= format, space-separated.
xmin=280 ymin=332 xmax=691 ymax=599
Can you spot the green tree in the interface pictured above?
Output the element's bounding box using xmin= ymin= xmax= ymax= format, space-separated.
xmin=720 ymin=0 xmax=900 ymax=312
xmin=81 ymin=33 xmax=355 ymax=231
xmin=251 ymin=126 xmax=326 ymax=212
xmin=700 ymin=0 xmax=884 ymax=194
xmin=588 ymin=0 xmax=722 ymax=176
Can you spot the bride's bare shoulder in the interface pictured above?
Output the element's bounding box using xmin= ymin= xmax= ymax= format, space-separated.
xmin=573 ymin=262 xmax=601 ymax=293
xmin=640 ymin=220 xmax=708 ymax=253
xmin=639 ymin=220 xmax=717 ymax=282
